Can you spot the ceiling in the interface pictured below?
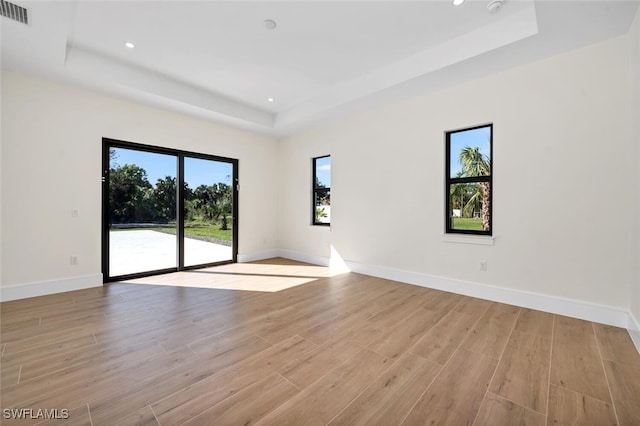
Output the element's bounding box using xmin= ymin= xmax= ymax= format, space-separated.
xmin=1 ymin=1 xmax=638 ymax=138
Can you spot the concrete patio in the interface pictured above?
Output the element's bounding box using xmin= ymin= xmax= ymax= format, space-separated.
xmin=109 ymin=230 xmax=232 ymax=276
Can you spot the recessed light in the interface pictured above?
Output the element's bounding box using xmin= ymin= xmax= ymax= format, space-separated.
xmin=264 ymin=19 xmax=277 ymax=30
xmin=267 ymin=97 xmax=275 ymax=103
xmin=124 ymin=41 xmax=135 ymax=49
xmin=453 ymin=0 xmax=465 ymax=5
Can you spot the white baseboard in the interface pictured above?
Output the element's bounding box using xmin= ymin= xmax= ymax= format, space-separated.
xmin=273 ymin=249 xmax=331 ymax=267
xmin=0 ymin=274 xmax=103 ymax=302
xmin=237 ymin=250 xmax=285 ymax=263
xmin=249 ymin=249 xmax=637 ymax=346
xmin=5 ymin=252 xmax=638 ymax=353
xmin=238 ymin=249 xmax=331 ymax=267
xmin=344 ymin=259 xmax=630 ymax=329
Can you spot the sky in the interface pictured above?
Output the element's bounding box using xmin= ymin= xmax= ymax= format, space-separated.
xmin=113 ymin=147 xmax=330 ymax=189
xmin=315 ymin=156 xmax=331 ymax=187
xmin=112 ymin=147 xmax=232 ymax=188
xmin=449 ymin=126 xmax=491 ymax=178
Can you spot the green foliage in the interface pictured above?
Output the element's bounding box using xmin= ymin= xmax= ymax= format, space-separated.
xmin=192 ymin=183 xmax=232 ymax=221
xmin=109 ymin=164 xmax=154 ymax=223
xmin=450 ymin=182 xmax=481 ymax=217
xmin=109 ymin=163 xmax=232 ymax=226
xmin=452 ymin=217 xmax=483 ymax=231
xmin=153 ymin=176 xmax=177 ymax=221
xmin=184 ymin=222 xmax=232 ymax=241
xmin=459 ymin=146 xmax=490 ymax=178
xmin=114 ymin=222 xmax=233 ymax=241
xmin=315 ymin=207 xmax=328 ymax=221
xmin=457 ymin=145 xmax=491 ymax=231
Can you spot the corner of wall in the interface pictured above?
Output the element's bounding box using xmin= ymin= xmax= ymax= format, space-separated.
xmin=630 ymin=2 xmax=640 ymax=332
xmin=629 ymin=310 xmax=640 ymax=353
xmin=274 ymin=136 xmax=287 ymax=253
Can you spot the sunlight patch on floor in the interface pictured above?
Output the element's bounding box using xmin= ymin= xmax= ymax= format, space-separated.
xmin=120 ymin=259 xmax=349 ymax=292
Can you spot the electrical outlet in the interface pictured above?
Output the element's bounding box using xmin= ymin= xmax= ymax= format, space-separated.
xmin=480 ymin=261 xmax=487 ymax=271
xmin=71 ymin=209 xmax=79 ymax=217
xmin=70 ymin=256 xmax=79 ymax=265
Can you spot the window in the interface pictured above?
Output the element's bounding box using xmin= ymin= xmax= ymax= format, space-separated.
xmin=312 ymin=155 xmax=331 ymax=225
xmin=445 ymin=124 xmax=492 ymax=235
xmin=102 ymin=138 xmax=239 ymax=281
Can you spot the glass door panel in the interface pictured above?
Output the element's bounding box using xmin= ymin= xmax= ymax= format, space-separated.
xmin=183 ymin=157 xmax=234 ymax=267
xmin=108 ymin=147 xmax=178 ymax=276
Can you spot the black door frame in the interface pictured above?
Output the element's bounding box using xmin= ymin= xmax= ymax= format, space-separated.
xmin=102 ymin=138 xmax=239 ymax=282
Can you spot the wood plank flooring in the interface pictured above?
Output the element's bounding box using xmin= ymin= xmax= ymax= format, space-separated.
xmin=1 ymin=258 xmax=639 ymax=425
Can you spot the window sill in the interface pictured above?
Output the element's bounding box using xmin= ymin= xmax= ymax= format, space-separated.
xmin=442 ymin=234 xmax=494 ymax=245
xmin=311 ymin=224 xmax=331 ymax=231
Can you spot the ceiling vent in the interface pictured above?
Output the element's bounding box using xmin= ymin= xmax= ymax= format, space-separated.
xmin=1 ymin=0 xmax=28 ymax=25
xmin=487 ymin=0 xmax=505 ymax=14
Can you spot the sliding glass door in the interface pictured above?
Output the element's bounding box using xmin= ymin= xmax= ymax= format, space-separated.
xmin=102 ymin=139 xmax=238 ymax=281
xmin=183 ymin=157 xmax=234 ymax=267
xmin=107 ymin=147 xmax=178 ymax=276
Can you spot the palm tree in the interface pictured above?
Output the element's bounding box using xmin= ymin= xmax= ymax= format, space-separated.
xmin=450 ymin=173 xmax=470 ymax=216
xmin=459 ymin=146 xmax=491 ymax=231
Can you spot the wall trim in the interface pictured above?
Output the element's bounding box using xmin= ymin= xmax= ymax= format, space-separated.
xmin=237 ymin=250 xmax=285 ymax=263
xmin=251 ymin=249 xmax=637 ymax=347
xmin=239 ymin=249 xmax=330 ymax=267
xmin=0 ymin=274 xmax=103 ymax=302
xmin=272 ymin=249 xmax=331 ymax=267
xmin=4 ymin=252 xmax=638 ymax=353
xmin=343 ymin=259 xmax=630 ymax=329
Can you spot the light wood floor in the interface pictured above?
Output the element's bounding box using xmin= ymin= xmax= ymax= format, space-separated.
xmin=1 ymin=258 xmax=639 ymax=425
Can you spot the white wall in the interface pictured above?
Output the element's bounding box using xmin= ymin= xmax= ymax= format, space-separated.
xmin=630 ymin=6 xmax=640 ymax=340
xmin=279 ymin=34 xmax=634 ymax=313
xmin=0 ymin=72 xmax=279 ymax=296
xmin=1 ymin=24 xmax=638 ymax=341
